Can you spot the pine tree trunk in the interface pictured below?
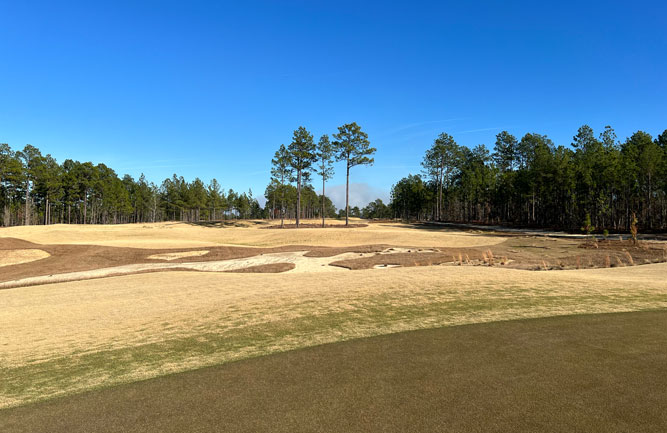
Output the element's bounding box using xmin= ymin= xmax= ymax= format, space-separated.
xmin=24 ymin=180 xmax=30 ymax=226
xmin=83 ymin=192 xmax=87 ymax=225
xmin=296 ymin=169 xmax=301 ymax=228
xmin=345 ymin=163 xmax=350 ymax=226
xmin=280 ymin=175 xmax=285 ymax=228
xmin=322 ymin=176 xmax=326 ymax=228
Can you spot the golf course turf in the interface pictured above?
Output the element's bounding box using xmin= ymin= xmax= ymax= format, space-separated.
xmin=2 ymin=310 xmax=666 ymax=432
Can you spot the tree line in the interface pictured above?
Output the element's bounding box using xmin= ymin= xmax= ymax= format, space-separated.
xmin=268 ymin=122 xmax=376 ymax=227
xmin=0 ymin=143 xmax=265 ymax=226
xmin=6 ymin=122 xmax=663 ymax=233
xmin=389 ymin=126 xmax=667 ymax=232
xmin=0 ymin=121 xmax=376 ymax=228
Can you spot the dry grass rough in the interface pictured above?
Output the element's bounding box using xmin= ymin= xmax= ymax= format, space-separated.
xmin=1 ymin=262 xmax=666 ymax=408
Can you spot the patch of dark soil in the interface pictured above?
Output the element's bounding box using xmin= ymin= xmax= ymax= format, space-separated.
xmin=186 ymin=220 xmax=269 ymax=228
xmin=226 ymin=263 xmax=295 ymax=273
xmin=2 ymin=234 xmax=666 ymax=286
xmin=303 ymin=245 xmax=389 ymax=258
xmin=262 ymin=224 xmax=368 ymax=229
xmin=0 ymin=238 xmax=43 ymax=250
xmin=331 ymin=252 xmax=450 ymax=270
xmin=329 ymin=238 xmax=667 ymax=271
xmin=0 ymin=239 xmax=391 ymax=285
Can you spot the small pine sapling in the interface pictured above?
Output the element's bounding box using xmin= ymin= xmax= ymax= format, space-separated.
xmin=581 ymin=213 xmax=596 ymax=241
xmin=630 ymin=213 xmax=638 ymax=245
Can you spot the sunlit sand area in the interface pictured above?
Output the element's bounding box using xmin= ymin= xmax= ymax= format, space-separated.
xmin=1 ymin=221 xmax=666 ymax=415
xmin=0 ymin=219 xmax=507 ymax=248
xmin=0 ymin=249 xmax=50 ymax=267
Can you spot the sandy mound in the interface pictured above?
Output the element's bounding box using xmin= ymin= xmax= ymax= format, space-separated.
xmin=148 ymin=251 xmax=209 ymax=261
xmin=0 ymin=221 xmax=508 ymax=248
xmin=0 ymin=249 xmax=50 ymax=267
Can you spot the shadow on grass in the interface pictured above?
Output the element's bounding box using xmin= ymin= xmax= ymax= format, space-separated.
xmin=184 ymin=220 xmax=269 ymax=228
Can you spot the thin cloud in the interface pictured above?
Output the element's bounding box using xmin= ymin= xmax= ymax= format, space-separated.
xmin=247 ymin=170 xmax=270 ymax=176
xmin=116 ymin=163 xmax=202 ymax=171
xmin=455 ymin=127 xmax=505 ymax=134
xmin=373 ymin=164 xmax=421 ymax=170
xmin=380 ymin=118 xmax=468 ymax=136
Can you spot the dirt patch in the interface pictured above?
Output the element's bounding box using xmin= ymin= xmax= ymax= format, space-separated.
xmin=0 ymin=249 xmax=50 ymax=267
xmin=147 ymin=251 xmax=210 ymax=261
xmin=226 ymin=263 xmax=295 ymax=273
xmin=303 ymin=245 xmax=388 ymax=257
xmin=328 ymin=239 xmax=667 ymax=271
xmin=262 ymin=223 xmax=368 ymax=229
xmin=504 ymin=238 xmax=667 ymax=270
xmin=1 ymin=235 xmax=665 ymax=288
xmin=332 ymin=252 xmax=453 ymax=270
xmin=0 ymin=238 xmax=385 ymax=285
xmin=0 ymin=249 xmax=380 ymax=289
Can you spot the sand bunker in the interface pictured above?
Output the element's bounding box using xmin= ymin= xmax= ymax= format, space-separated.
xmin=0 ymin=248 xmax=432 ymax=288
xmin=148 ymin=251 xmax=210 ymax=261
xmin=0 ymin=251 xmax=368 ymax=288
xmin=0 ymin=249 xmax=50 ymax=267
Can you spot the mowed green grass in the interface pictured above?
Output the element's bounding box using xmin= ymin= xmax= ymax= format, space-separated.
xmin=2 ymin=310 xmax=666 ymax=433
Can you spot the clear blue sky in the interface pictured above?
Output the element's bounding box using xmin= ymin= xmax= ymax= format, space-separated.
xmin=1 ymin=1 xmax=665 ymax=207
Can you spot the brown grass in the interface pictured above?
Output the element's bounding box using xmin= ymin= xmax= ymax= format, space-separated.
xmin=624 ymin=251 xmax=635 ymax=266
xmin=1 ymin=262 xmax=666 ymax=408
xmin=486 ymin=249 xmax=494 ymax=266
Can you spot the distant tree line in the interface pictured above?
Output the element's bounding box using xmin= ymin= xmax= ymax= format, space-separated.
xmin=7 ymin=123 xmax=663 ymax=233
xmin=0 ymin=143 xmax=264 ymax=226
xmin=264 ymin=181 xmax=337 ymax=221
xmin=388 ymin=126 xmax=667 ymax=232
